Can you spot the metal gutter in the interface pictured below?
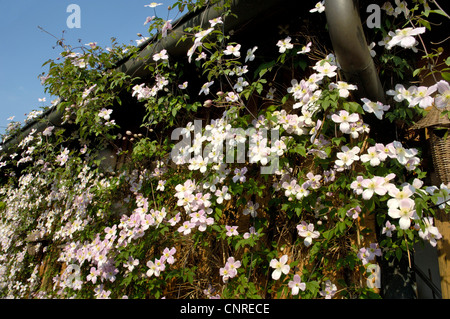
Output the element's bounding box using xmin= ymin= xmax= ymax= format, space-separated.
xmin=325 ymin=0 xmax=386 ymax=103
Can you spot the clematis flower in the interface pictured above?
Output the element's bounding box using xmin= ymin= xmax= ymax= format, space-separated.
xmin=386 ymin=27 xmax=426 ymax=50
xmin=161 ymin=247 xmax=176 ymax=264
xmin=388 ymin=198 xmax=417 ymax=229
xmin=361 ymin=176 xmax=389 ymax=200
xmin=98 ymin=108 xmax=113 ymax=121
xmin=56 ymin=148 xmax=70 ymax=166
xmin=310 ymin=1 xmax=325 ymax=13
xmin=382 ymin=220 xmax=396 ymax=237
xmin=225 ymin=225 xmax=239 ymax=236
xmin=335 ymin=145 xmax=360 ymax=168
xmin=386 ymin=83 xmax=414 ymax=103
xmin=245 ymin=46 xmax=258 ymax=62
xmin=297 ymin=42 xmax=312 ymax=54
xmin=276 ymin=37 xmax=294 ymax=53
xmin=431 ymin=80 xmax=450 ymax=110
xmin=297 ymin=222 xmax=320 ymax=247
xmin=319 ymin=280 xmax=337 ymax=299
xmin=153 ymin=49 xmax=168 ymax=62
xmin=269 ymin=255 xmax=290 ymax=280
xmin=42 ymin=126 xmax=54 ymax=137
xmin=360 ymin=146 xmax=386 ymax=167
xmin=410 ymin=85 xmax=436 ymax=109
xmin=199 ymin=81 xmax=214 ymax=95
xmin=331 ymin=110 xmax=359 ymax=133
xmin=313 ymin=61 xmax=337 ymax=78
xmin=144 ymin=16 xmax=155 ymax=25
xmin=418 ymin=217 xmax=442 ymax=247
xmin=243 ymin=200 xmax=259 ymax=217
xmin=288 ymin=274 xmax=306 ymax=295
xmin=145 ymin=2 xmax=162 ymax=8
xmin=361 ymin=98 xmax=390 ymax=120
xmin=209 ymin=17 xmax=223 ymax=27
xmin=329 ymin=81 xmax=357 ymax=98
xmin=224 ymin=44 xmax=241 ymax=57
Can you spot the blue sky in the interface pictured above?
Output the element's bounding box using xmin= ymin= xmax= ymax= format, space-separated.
xmin=0 ymin=1 xmax=179 ymax=136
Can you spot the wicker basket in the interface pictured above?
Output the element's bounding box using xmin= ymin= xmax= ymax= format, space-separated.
xmin=411 ymin=105 xmax=450 ymax=185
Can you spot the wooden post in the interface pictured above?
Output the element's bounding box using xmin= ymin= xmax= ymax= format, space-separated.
xmin=435 ymin=206 xmax=450 ymax=299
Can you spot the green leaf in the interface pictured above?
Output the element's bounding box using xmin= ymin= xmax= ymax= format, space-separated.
xmin=441 ymin=72 xmax=450 ymax=82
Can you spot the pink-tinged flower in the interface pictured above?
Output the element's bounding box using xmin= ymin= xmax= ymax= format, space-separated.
xmin=85 ymin=42 xmax=97 ymax=49
xmin=144 ymin=16 xmax=155 ymax=25
xmin=225 ymin=225 xmax=239 ymax=237
xmin=56 ymin=148 xmax=70 ymax=166
xmin=288 ymin=274 xmax=306 ymax=295
xmin=98 ymin=108 xmax=113 ymax=121
xmin=350 ymin=176 xmax=365 ymax=195
xmin=209 ymin=17 xmax=223 ymax=27
xmin=346 ymin=206 xmax=361 ymax=219
xmin=153 ymin=49 xmax=168 ymax=62
xmin=232 ymin=167 xmax=247 ymax=183
xmin=431 ymin=80 xmax=450 ymax=110
xmin=361 ymin=176 xmax=388 ymax=200
xmin=360 ymin=146 xmax=385 ymax=167
xmin=178 ymin=81 xmax=188 ymax=90
xmin=319 ymin=280 xmax=337 ymax=299
xmin=146 ymin=258 xmax=165 ymax=277
xmin=269 ymin=255 xmax=290 ymax=280
xmin=243 ymin=226 xmax=259 ymax=239
xmin=310 ymin=1 xmax=325 ymax=13
xmin=306 ymin=172 xmax=322 ymax=189
xmin=161 ymin=20 xmax=172 ymax=38
xmin=357 ymin=247 xmax=371 ymax=265
xmin=219 ymin=257 xmax=241 ymax=282
xmin=42 ymin=126 xmax=54 ymax=137
xmin=161 ymin=247 xmax=176 ymax=264
xmin=199 ymin=81 xmax=214 ymax=95
xmin=223 ymin=44 xmax=241 ymax=57
xmin=215 ymin=186 xmax=231 ymax=204
xmin=124 ymin=257 xmax=139 ymax=272
xmin=361 ymin=98 xmax=390 ymax=120
xmin=418 ymin=217 xmax=442 ymax=247
xmin=297 ymin=222 xmax=320 ymax=247
xmin=245 ymin=46 xmax=258 ymax=62
xmin=387 ymin=184 xmax=414 ymax=209
xmin=386 ymin=84 xmax=413 ymax=103
xmin=331 ymin=110 xmax=359 ymax=133
xmin=276 ymin=36 xmax=294 ymax=53
xmin=297 ymin=42 xmax=312 ymax=54
xmin=313 ymin=61 xmax=337 ymax=78
xmin=386 ymin=27 xmax=425 ymax=50
xmin=243 ymin=200 xmax=259 ymax=217
xmin=177 ymin=221 xmax=195 ymax=235
xmin=335 ymin=145 xmax=360 ymax=168
xmin=410 ymin=85 xmax=436 ymax=109
xmin=382 ymin=220 xmax=396 ymax=237
xmin=329 ymin=81 xmax=357 ymax=98
xmin=388 ymin=198 xmax=417 ymax=229
xmin=87 ymin=267 xmax=99 ymax=284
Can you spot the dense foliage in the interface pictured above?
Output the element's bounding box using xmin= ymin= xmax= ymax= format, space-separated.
xmin=0 ymin=0 xmax=449 ymax=299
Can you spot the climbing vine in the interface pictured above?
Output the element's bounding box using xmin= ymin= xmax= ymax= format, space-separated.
xmin=0 ymin=0 xmax=449 ymax=299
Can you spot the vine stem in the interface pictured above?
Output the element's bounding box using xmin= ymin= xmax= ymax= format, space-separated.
xmin=404 ymin=233 xmax=412 ymax=268
xmin=432 ymin=0 xmax=450 ymax=19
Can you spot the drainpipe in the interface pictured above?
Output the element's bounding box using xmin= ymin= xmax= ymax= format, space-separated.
xmin=325 ymin=0 xmax=416 ymax=299
xmin=325 ymin=0 xmax=386 ymax=104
